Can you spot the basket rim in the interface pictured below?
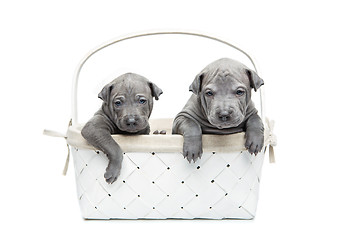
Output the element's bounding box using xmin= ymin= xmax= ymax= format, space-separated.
xmin=67 ymin=118 xmax=271 ymax=153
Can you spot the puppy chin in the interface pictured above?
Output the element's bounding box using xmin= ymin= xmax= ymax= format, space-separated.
xmin=117 ymin=121 xmax=148 ymax=133
xmin=209 ymin=116 xmax=244 ymax=129
xmin=212 ymin=122 xmax=237 ymax=129
xmin=120 ymin=127 xmax=144 ymax=133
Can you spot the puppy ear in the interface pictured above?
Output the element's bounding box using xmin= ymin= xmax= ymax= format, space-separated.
xmin=189 ymin=72 xmax=204 ymax=95
xmin=149 ymin=82 xmax=163 ymax=100
xmin=246 ymin=69 xmax=264 ymax=92
xmin=98 ymin=83 xmax=113 ymax=104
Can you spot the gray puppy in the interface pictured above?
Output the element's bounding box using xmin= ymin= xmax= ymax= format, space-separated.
xmin=81 ymin=73 xmax=163 ymax=184
xmin=172 ymin=58 xmax=264 ymax=162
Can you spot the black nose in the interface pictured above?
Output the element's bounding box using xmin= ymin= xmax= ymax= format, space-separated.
xmin=218 ymin=110 xmax=232 ymax=122
xmin=126 ymin=117 xmax=137 ymax=126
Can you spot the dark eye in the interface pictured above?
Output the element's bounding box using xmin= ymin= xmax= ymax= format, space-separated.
xmin=236 ymin=90 xmax=245 ymax=96
xmin=139 ymin=98 xmax=147 ymax=104
xmin=114 ymin=100 xmax=122 ymax=107
xmin=206 ymin=91 xmax=214 ymax=96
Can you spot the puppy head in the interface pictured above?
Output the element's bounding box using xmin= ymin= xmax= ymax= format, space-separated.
xmin=189 ymin=58 xmax=263 ymax=129
xmin=98 ymin=73 xmax=163 ymax=133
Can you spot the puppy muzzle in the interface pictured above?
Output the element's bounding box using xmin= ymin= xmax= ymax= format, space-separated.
xmin=118 ymin=115 xmax=148 ymax=133
xmin=209 ymin=109 xmax=244 ymax=129
xmin=218 ymin=109 xmax=233 ymax=122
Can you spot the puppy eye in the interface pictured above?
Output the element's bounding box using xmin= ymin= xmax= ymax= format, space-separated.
xmin=205 ymin=91 xmax=214 ymax=96
xmin=236 ymin=90 xmax=245 ymax=96
xmin=139 ymin=98 xmax=147 ymax=104
xmin=114 ymin=100 xmax=122 ymax=106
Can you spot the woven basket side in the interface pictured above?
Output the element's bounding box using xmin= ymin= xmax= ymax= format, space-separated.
xmin=71 ymin=147 xmax=265 ymax=219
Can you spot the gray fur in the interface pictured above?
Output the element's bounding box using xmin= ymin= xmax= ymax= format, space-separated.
xmin=81 ymin=73 xmax=163 ymax=184
xmin=172 ymin=58 xmax=264 ymax=162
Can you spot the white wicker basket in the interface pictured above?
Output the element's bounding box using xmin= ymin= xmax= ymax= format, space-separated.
xmin=45 ymin=31 xmax=276 ymax=220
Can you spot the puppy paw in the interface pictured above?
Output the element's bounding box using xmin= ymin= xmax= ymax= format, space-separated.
xmin=183 ymin=136 xmax=203 ymax=163
xmin=104 ymin=160 xmax=121 ymax=184
xmin=245 ymin=130 xmax=264 ymax=155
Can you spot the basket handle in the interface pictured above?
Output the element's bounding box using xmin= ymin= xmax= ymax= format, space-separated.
xmin=71 ymin=30 xmax=265 ymax=125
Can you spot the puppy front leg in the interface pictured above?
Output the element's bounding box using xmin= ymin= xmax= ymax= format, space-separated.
xmin=81 ymin=116 xmax=123 ymax=184
xmin=245 ymin=113 xmax=264 ymax=155
xmin=172 ymin=116 xmax=202 ymax=162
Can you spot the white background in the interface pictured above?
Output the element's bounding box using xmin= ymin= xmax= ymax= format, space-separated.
xmin=1 ymin=0 xmax=359 ymax=239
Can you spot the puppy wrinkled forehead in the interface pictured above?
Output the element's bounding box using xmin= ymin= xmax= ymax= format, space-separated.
xmin=202 ymin=65 xmax=251 ymax=92
xmin=113 ymin=77 xmax=151 ymax=96
xmin=209 ymin=68 xmax=246 ymax=83
xmin=217 ymin=70 xmax=231 ymax=79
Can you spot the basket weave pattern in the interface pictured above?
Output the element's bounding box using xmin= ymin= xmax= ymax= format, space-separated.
xmin=72 ymin=147 xmax=265 ymax=219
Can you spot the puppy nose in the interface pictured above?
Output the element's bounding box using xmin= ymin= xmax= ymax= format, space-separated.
xmin=218 ymin=110 xmax=231 ymax=121
xmin=126 ymin=117 xmax=136 ymax=126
